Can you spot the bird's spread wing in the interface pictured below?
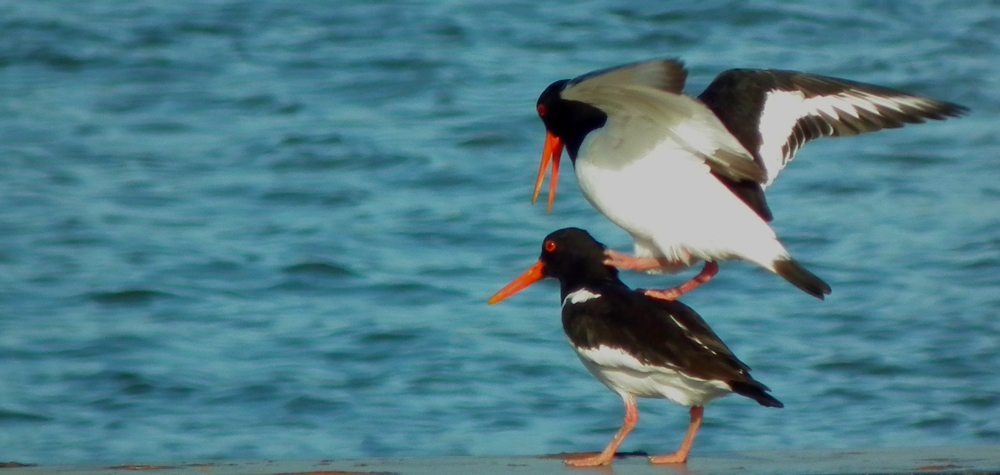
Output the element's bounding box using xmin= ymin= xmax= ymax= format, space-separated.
xmin=562 ymin=62 xmax=766 ymax=184
xmin=566 ymin=58 xmax=689 ymax=95
xmin=699 ymin=69 xmax=969 ymax=187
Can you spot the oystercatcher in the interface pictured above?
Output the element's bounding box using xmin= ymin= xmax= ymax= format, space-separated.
xmin=532 ymin=59 xmax=967 ymax=300
xmin=488 ymin=227 xmax=783 ymax=466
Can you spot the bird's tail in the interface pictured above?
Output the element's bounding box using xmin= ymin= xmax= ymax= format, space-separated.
xmin=729 ymin=381 xmax=784 ymax=408
xmin=772 ymin=257 xmax=831 ymax=300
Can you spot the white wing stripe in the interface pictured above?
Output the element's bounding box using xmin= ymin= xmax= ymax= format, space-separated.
xmin=813 ymin=96 xmax=863 ymax=119
xmin=841 ymin=95 xmax=882 ymax=115
xmin=756 ymin=87 xmax=950 ymax=186
xmin=756 ymin=90 xmax=807 ymax=185
xmin=858 ymin=93 xmax=903 ymax=112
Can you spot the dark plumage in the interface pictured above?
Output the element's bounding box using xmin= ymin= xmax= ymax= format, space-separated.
xmin=489 ymin=227 xmax=781 ymax=466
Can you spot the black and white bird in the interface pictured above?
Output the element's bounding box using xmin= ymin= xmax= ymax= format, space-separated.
xmin=488 ymin=227 xmax=782 ymax=467
xmin=532 ymin=59 xmax=967 ymax=301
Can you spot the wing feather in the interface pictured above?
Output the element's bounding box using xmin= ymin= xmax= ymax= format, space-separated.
xmin=567 ymin=58 xmax=689 ymax=95
xmin=564 ymin=77 xmax=766 ymax=184
xmin=700 ymin=69 xmax=968 ymax=187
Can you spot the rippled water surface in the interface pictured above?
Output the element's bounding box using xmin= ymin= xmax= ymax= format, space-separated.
xmin=1 ymin=0 xmax=999 ymax=464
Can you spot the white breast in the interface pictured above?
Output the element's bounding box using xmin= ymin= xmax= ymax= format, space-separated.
xmin=574 ymin=129 xmax=784 ymax=267
xmin=572 ymin=344 xmax=733 ymax=407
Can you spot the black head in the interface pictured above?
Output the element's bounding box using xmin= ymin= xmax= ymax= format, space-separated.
xmin=487 ymin=227 xmax=620 ymax=305
xmin=537 ymin=228 xmax=619 ymax=287
xmin=536 ymin=80 xmax=608 ymax=160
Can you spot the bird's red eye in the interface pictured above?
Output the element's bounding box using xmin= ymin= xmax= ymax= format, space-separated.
xmin=536 ymin=104 xmax=546 ymax=117
xmin=544 ymin=240 xmax=556 ymax=252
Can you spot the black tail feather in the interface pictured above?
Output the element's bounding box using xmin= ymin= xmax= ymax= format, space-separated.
xmin=729 ymin=381 xmax=784 ymax=408
xmin=773 ymin=258 xmax=831 ymax=299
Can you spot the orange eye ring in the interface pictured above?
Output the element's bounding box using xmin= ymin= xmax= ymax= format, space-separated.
xmin=536 ymin=104 xmax=547 ymax=116
xmin=544 ymin=240 xmax=556 ymax=252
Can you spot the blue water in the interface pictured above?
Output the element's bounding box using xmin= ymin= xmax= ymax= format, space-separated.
xmin=1 ymin=0 xmax=999 ymax=464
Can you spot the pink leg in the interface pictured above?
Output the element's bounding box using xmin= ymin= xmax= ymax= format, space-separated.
xmin=648 ymin=406 xmax=704 ymax=465
xmin=644 ymin=262 xmax=719 ymax=301
xmin=604 ymin=249 xmax=685 ymax=273
xmin=565 ymin=395 xmax=639 ymax=467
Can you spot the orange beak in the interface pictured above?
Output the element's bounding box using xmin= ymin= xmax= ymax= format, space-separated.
xmin=487 ymin=261 xmax=546 ymax=304
xmin=531 ymin=132 xmax=564 ymax=213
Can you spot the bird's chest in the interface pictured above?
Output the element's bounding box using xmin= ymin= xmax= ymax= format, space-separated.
xmin=573 ymin=138 xmax=715 ymax=235
xmin=570 ymin=343 xmax=730 ymax=405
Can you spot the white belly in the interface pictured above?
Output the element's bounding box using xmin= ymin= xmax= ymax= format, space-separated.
xmin=574 ymin=139 xmax=785 ymax=268
xmin=573 ymin=344 xmax=732 ymax=407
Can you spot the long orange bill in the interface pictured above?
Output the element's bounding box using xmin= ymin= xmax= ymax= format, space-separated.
xmin=487 ymin=261 xmax=545 ymax=304
xmin=531 ymin=132 xmax=564 ymax=214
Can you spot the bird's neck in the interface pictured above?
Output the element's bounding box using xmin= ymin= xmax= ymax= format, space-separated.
xmin=550 ymin=100 xmax=607 ymax=162
xmin=558 ymin=266 xmax=625 ymax=301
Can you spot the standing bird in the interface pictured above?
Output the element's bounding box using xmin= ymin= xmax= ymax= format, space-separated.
xmin=488 ymin=227 xmax=782 ymax=466
xmin=532 ymin=59 xmax=967 ymax=300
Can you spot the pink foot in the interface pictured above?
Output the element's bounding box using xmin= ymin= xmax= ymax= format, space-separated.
xmin=564 ymin=453 xmax=613 ymax=467
xmin=648 ymin=406 xmax=703 ymax=465
xmin=648 ymin=451 xmax=688 ymax=464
